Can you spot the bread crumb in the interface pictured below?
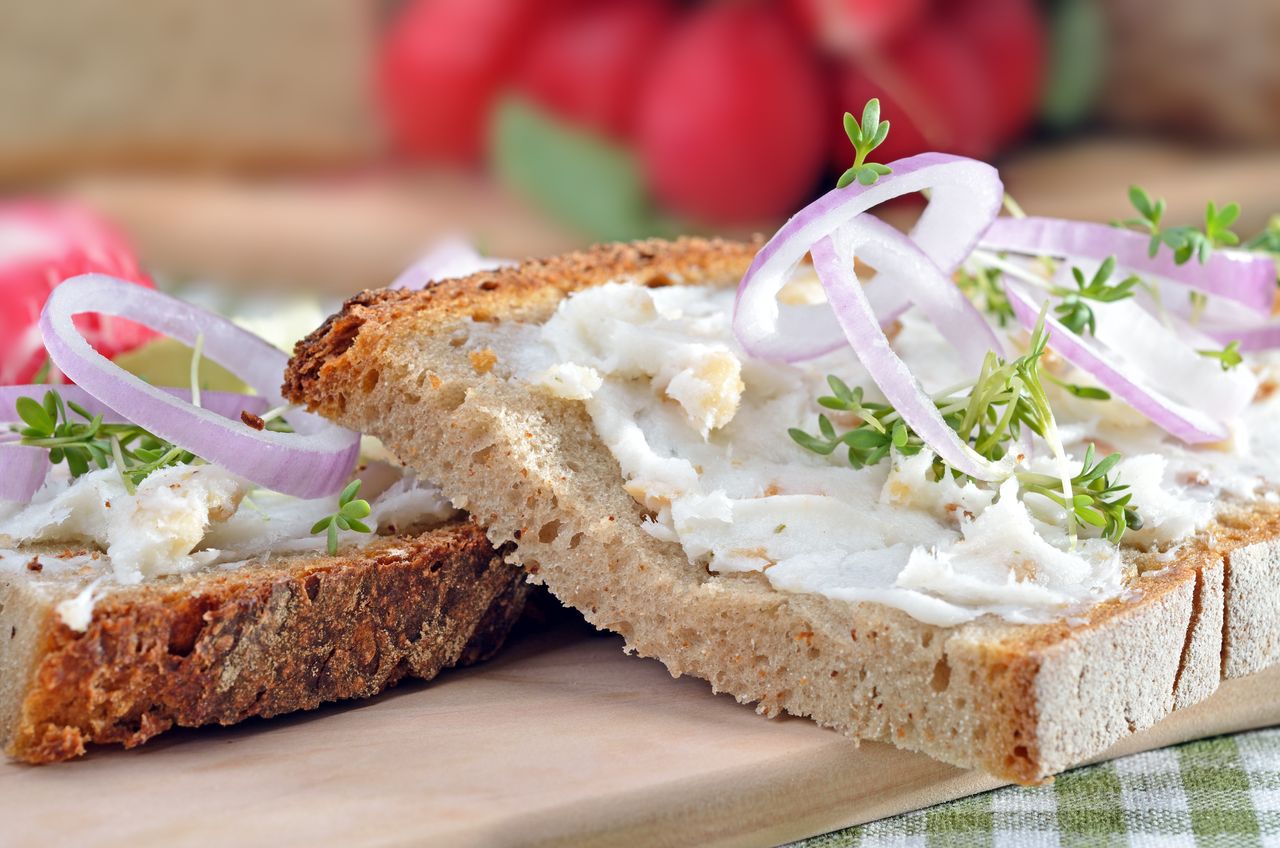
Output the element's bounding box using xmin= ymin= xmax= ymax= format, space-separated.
xmin=468 ymin=348 xmax=498 ymax=375
xmin=241 ymin=410 xmax=267 ymax=431
xmin=26 ymin=558 xmax=42 ymax=572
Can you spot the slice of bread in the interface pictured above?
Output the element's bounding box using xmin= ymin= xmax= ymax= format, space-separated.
xmin=1 ymin=520 xmax=526 ymax=764
xmin=282 ymin=237 xmax=1280 ymax=783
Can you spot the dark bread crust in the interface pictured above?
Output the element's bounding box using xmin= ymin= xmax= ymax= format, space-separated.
xmin=281 ymin=236 xmax=1280 ymax=783
xmin=284 ymin=236 xmax=765 ymax=406
xmin=8 ymin=521 xmax=525 ymax=764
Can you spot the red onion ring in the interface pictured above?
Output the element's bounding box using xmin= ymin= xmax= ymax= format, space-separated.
xmin=811 ymin=229 xmax=1014 ymax=481
xmin=734 ymin=152 xmax=1004 ymax=362
xmin=39 ymin=275 xmax=361 ymax=498
xmin=0 ymin=385 xmax=269 ymax=425
xmin=1005 ymin=284 xmax=1229 ymax=444
xmin=390 ymin=236 xmax=514 ymax=291
xmin=981 ymin=217 xmax=1276 ymax=316
xmin=1201 ymin=321 xmax=1280 ymax=353
xmin=0 ymin=445 xmax=52 ymax=502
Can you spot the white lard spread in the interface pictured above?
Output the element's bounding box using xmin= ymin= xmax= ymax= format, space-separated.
xmin=512 ymin=280 xmax=1280 ymax=627
xmin=0 ymin=463 xmax=454 ymax=630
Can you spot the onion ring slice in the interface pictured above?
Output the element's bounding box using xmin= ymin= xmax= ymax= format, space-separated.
xmin=1005 ymin=283 xmax=1229 ymax=444
xmin=734 ymin=152 xmax=1004 ymax=362
xmin=40 ymin=275 xmax=360 ymax=498
xmin=981 ymin=217 xmax=1276 ymax=316
xmin=812 ymin=228 xmax=1014 ymax=481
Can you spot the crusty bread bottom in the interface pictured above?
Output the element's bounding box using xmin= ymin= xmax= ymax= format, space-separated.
xmin=283 ymin=237 xmax=1280 ymax=783
xmin=1 ymin=521 xmax=526 ymax=764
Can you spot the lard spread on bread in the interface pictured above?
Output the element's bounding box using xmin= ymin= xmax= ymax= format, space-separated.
xmin=0 ymin=461 xmax=453 ymax=630
xmin=467 ymin=278 xmax=1280 ymax=627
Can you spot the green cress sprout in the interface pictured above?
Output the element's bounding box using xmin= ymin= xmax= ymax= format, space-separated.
xmin=310 ymin=479 xmax=373 ymax=555
xmin=790 ymin=318 xmax=1141 ymax=543
xmin=955 ymin=266 xmax=1015 ymax=327
xmin=837 ymin=99 xmax=892 ymax=188
xmin=1246 ymin=215 xmax=1280 ymax=260
xmin=1051 ymin=256 xmax=1140 ymax=336
xmin=1117 ymin=186 xmax=1241 ymax=265
xmin=1198 ymin=340 xmax=1244 ymax=371
xmin=11 ymin=389 xmax=195 ymax=494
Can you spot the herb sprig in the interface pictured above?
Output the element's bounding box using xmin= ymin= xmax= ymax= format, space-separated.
xmin=790 ymin=320 xmax=1142 ymax=543
xmin=1051 ymin=256 xmax=1140 ymax=336
xmin=1117 ymin=186 xmax=1241 ymax=265
xmin=1198 ymin=340 xmax=1244 ymax=371
xmin=955 ymin=265 xmax=1015 ymax=327
xmin=310 ymin=479 xmax=373 ymax=555
xmin=837 ymin=99 xmax=892 ymax=188
xmin=11 ymin=389 xmax=195 ymax=492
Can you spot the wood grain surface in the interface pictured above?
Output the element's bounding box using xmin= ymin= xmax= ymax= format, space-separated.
xmin=3 ymin=623 xmax=1279 ymax=848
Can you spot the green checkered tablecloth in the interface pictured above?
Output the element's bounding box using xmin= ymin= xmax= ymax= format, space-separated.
xmin=794 ymin=728 xmax=1280 ymax=847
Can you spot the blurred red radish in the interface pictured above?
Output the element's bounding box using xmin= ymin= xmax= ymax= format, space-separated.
xmin=0 ymin=202 xmax=155 ymax=385
xmin=378 ymin=0 xmax=555 ymax=163
xmin=941 ymin=0 xmax=1046 ymax=145
xmin=637 ymin=3 xmax=828 ymax=223
xmin=515 ymin=0 xmax=675 ymax=141
xmin=787 ymin=0 xmax=930 ymax=52
xmin=833 ymin=26 xmax=995 ymax=165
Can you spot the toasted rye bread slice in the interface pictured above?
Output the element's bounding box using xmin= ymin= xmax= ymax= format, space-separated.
xmin=282 ymin=237 xmax=1280 ymax=784
xmin=1 ymin=520 xmax=526 ymax=764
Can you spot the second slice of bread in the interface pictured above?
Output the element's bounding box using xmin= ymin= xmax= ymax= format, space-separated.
xmin=1 ymin=521 xmax=526 ymax=763
xmin=283 ymin=237 xmax=1280 ymax=783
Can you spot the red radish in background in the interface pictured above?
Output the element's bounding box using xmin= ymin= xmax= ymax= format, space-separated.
xmin=515 ymin=0 xmax=675 ymax=141
xmin=833 ymin=25 xmax=995 ymax=166
xmin=0 ymin=202 xmax=155 ymax=385
xmin=636 ymin=3 xmax=829 ymax=223
xmin=786 ymin=0 xmax=930 ymax=53
xmin=941 ymin=0 xmax=1045 ymax=146
xmin=378 ymin=0 xmax=563 ymax=163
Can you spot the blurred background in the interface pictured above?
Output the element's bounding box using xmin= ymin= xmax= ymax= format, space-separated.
xmin=2 ymin=0 xmax=1279 ymax=302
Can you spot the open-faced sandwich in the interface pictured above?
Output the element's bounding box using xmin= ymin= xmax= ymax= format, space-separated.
xmin=282 ymin=104 xmax=1280 ymax=783
xmin=0 ymin=204 xmax=526 ymax=763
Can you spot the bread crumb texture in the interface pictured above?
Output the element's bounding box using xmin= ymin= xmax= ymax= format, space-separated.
xmin=1 ymin=522 xmax=525 ymax=763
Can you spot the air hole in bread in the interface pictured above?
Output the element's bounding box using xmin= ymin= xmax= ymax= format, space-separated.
xmin=921 ymin=631 xmax=933 ymax=648
xmin=645 ymin=273 xmax=674 ymax=289
xmin=304 ymin=573 xmax=321 ymax=604
xmin=479 ymin=280 xmax=500 ymax=291
xmin=473 ymin=446 xmax=495 ymax=465
xmin=987 ymin=662 xmax=1008 ymax=682
xmin=168 ymin=610 xmax=210 ymax=658
xmin=449 ymin=330 xmax=469 ymax=347
xmin=568 ymin=532 xmax=584 ymax=550
xmin=930 ymin=657 xmax=951 ymax=692
xmin=974 ymin=725 xmax=987 ymax=742
xmin=361 ymin=368 xmax=380 ymax=393
xmin=538 ymin=520 xmax=562 ymax=544
xmin=524 ymin=558 xmax=541 ymax=575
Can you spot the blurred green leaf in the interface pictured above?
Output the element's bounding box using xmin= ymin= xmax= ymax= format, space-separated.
xmin=490 ymin=96 xmax=675 ymax=242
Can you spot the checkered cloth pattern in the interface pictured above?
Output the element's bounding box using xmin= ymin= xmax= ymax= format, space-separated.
xmin=794 ymin=728 xmax=1280 ymax=847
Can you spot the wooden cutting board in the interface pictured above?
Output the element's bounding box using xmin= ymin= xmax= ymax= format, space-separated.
xmin=3 ymin=623 xmax=1280 ymax=848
